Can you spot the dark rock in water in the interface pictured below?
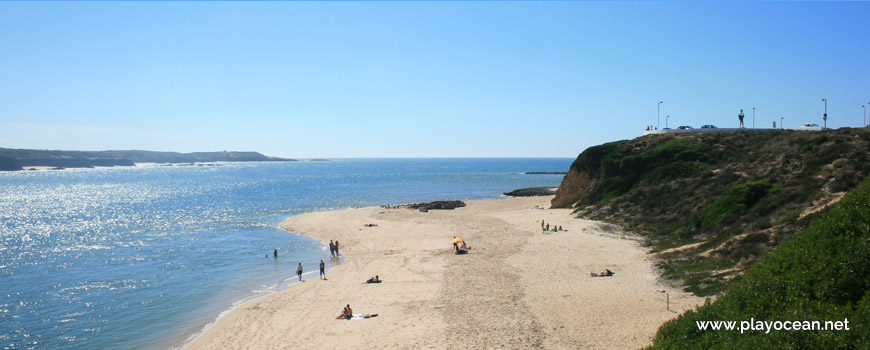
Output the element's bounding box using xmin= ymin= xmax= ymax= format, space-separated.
xmin=504 ymin=187 xmax=557 ymax=197
xmin=403 ymin=200 xmax=466 ymax=211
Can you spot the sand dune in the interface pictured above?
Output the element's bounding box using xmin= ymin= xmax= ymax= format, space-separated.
xmin=184 ymin=196 xmax=701 ymax=350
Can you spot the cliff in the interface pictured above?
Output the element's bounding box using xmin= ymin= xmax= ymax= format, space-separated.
xmin=0 ymin=156 xmax=22 ymax=171
xmin=552 ymin=128 xmax=870 ymax=295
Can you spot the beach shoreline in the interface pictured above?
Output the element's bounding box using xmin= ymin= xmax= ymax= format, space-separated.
xmin=183 ymin=196 xmax=702 ymax=349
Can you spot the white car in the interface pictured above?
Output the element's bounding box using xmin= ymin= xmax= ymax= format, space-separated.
xmin=801 ymin=123 xmax=823 ymax=130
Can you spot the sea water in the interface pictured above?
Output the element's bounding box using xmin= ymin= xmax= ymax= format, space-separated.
xmin=0 ymin=158 xmax=571 ymax=349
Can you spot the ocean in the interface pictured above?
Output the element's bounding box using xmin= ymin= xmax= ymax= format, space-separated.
xmin=0 ymin=158 xmax=571 ymax=349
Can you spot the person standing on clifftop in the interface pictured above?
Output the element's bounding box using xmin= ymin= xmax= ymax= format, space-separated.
xmin=738 ymin=109 xmax=745 ymax=128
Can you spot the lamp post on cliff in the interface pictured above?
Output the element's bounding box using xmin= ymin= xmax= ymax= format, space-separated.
xmin=666 ymin=115 xmax=670 ymax=129
xmin=780 ymin=116 xmax=784 ymax=130
xmin=821 ymin=98 xmax=827 ymax=129
xmin=863 ymin=105 xmax=866 ymax=128
xmin=658 ymin=101 xmax=663 ymax=129
xmin=752 ymin=107 xmax=755 ymax=129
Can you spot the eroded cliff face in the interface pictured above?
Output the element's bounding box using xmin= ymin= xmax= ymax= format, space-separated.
xmin=550 ymin=168 xmax=591 ymax=208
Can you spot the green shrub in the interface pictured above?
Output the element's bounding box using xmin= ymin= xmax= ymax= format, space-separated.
xmin=650 ymin=175 xmax=870 ymax=349
xmin=692 ymin=179 xmax=773 ymax=229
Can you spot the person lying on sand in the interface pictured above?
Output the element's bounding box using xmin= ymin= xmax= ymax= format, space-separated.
xmin=590 ymin=269 xmax=614 ymax=277
xmin=366 ymin=275 xmax=381 ymax=283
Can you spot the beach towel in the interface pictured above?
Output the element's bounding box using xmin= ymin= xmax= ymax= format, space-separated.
xmin=345 ymin=313 xmax=378 ymax=320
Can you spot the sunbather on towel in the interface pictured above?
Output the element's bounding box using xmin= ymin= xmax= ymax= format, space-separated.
xmin=366 ymin=275 xmax=381 ymax=283
xmin=590 ymin=269 xmax=614 ymax=277
xmin=337 ymin=304 xmax=353 ymax=319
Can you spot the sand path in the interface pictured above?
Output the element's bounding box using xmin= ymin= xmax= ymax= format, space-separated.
xmin=184 ymin=196 xmax=701 ymax=350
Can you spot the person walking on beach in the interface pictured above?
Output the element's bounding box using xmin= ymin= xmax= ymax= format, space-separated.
xmin=296 ymin=263 xmax=304 ymax=282
xmin=329 ymin=240 xmax=335 ymax=257
xmin=334 ymin=241 xmax=340 ymax=256
xmin=738 ymin=109 xmax=745 ymax=128
xmin=320 ymin=259 xmax=326 ymax=280
xmin=541 ymin=220 xmax=545 ymax=231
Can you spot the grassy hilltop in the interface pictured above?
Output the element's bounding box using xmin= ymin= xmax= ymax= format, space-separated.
xmin=552 ymin=128 xmax=870 ymax=295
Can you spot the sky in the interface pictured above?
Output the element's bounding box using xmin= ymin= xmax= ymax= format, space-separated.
xmin=1 ymin=1 xmax=868 ymax=158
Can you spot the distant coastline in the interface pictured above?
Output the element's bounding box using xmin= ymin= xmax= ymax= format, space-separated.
xmin=0 ymin=148 xmax=295 ymax=171
xmin=524 ymin=171 xmax=567 ymax=175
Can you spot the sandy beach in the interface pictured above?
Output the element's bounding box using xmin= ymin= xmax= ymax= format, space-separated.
xmin=184 ymin=196 xmax=702 ymax=350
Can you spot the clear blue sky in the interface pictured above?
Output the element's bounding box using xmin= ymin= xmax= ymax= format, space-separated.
xmin=1 ymin=1 xmax=868 ymax=158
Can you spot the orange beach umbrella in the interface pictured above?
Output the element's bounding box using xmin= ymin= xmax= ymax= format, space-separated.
xmin=451 ymin=237 xmax=465 ymax=244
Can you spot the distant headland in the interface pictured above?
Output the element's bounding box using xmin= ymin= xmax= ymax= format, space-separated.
xmin=0 ymin=148 xmax=295 ymax=171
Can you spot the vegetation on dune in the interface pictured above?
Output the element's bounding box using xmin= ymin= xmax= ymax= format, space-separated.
xmin=691 ymin=179 xmax=773 ymax=229
xmin=555 ymin=128 xmax=870 ymax=295
xmin=649 ymin=176 xmax=870 ymax=349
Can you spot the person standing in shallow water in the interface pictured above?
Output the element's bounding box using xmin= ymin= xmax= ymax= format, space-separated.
xmin=334 ymin=241 xmax=340 ymax=256
xmin=329 ymin=240 xmax=335 ymax=257
xmin=296 ymin=263 xmax=304 ymax=282
xmin=320 ymin=260 xmax=326 ymax=280
xmin=273 ymin=248 xmax=278 ymax=258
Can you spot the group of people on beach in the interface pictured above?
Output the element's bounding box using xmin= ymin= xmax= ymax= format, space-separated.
xmin=294 ymin=259 xmax=329 ymax=281
xmin=328 ymin=240 xmax=341 ymax=257
xmin=541 ymin=220 xmax=563 ymax=233
xmin=283 ymin=241 xmax=385 ymax=320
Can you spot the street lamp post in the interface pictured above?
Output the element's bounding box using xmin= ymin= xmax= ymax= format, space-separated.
xmin=658 ymin=101 xmax=663 ymax=129
xmin=863 ymin=105 xmax=866 ymax=128
xmin=780 ymin=117 xmax=784 ymax=130
xmin=821 ymin=98 xmax=827 ymax=129
xmin=752 ymin=107 xmax=755 ymax=129
xmin=666 ymin=115 xmax=670 ymax=129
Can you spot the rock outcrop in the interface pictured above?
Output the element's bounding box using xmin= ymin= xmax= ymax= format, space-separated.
xmin=403 ymin=201 xmax=466 ymax=211
xmin=503 ymin=187 xmax=557 ymax=197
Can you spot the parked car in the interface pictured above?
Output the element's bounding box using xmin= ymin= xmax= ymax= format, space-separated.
xmin=700 ymin=124 xmax=718 ymax=129
xmin=677 ymin=125 xmax=693 ymax=130
xmin=801 ymin=123 xmax=823 ymax=130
